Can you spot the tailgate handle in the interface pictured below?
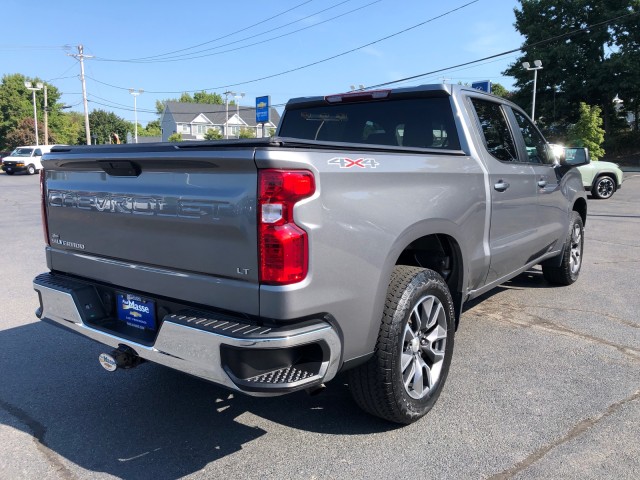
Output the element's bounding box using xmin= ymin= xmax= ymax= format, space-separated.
xmin=98 ymin=160 xmax=141 ymax=177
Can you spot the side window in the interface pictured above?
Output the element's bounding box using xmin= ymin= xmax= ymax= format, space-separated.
xmin=512 ymin=110 xmax=554 ymax=165
xmin=470 ymin=99 xmax=518 ymax=162
xmin=34 ymin=149 xmax=42 ymax=156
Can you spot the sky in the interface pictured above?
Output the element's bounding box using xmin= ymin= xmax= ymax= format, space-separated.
xmin=1 ymin=0 xmax=525 ymax=126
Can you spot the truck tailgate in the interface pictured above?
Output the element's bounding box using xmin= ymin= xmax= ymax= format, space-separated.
xmin=42 ymin=149 xmax=259 ymax=314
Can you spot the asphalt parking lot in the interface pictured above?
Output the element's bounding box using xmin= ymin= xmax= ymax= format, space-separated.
xmin=1 ymin=170 xmax=639 ymax=480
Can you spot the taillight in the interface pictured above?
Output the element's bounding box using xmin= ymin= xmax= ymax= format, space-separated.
xmin=258 ymin=169 xmax=315 ymax=285
xmin=40 ymin=169 xmax=50 ymax=245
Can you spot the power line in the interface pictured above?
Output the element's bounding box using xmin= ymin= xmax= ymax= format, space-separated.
xmin=46 ymin=58 xmax=82 ymax=83
xmin=365 ymin=9 xmax=640 ymax=90
xmin=89 ymin=93 xmax=154 ymax=111
xmin=107 ymin=0 xmax=315 ymax=62
xmin=97 ymin=0 xmax=374 ymax=64
xmin=72 ymin=8 xmax=640 ymax=125
xmin=88 ymin=97 xmax=287 ymax=116
xmin=85 ymin=0 xmax=480 ymax=94
xmin=0 ymin=44 xmax=71 ymax=51
xmin=47 ymin=74 xmax=78 ymax=83
xmin=83 ymin=7 xmax=639 ymax=114
xmin=386 ymin=54 xmax=521 ymax=89
xmin=89 ymin=99 xmax=156 ymax=114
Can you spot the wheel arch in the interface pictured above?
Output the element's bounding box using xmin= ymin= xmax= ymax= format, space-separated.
xmin=573 ymin=196 xmax=587 ymax=227
xmin=389 ymin=230 xmax=465 ymax=329
xmin=592 ymin=171 xmax=617 ymax=188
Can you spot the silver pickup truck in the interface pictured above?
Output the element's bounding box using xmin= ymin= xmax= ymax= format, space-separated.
xmin=33 ymin=84 xmax=588 ymax=424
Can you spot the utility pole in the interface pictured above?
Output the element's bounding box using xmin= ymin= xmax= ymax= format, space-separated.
xmin=43 ymin=85 xmax=49 ymax=145
xmin=68 ymin=45 xmax=93 ymax=144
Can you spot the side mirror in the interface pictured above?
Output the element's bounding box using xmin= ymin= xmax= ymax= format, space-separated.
xmin=560 ymin=147 xmax=590 ymax=167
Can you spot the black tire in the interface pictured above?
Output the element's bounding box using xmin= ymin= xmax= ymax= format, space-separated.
xmin=5 ymin=171 xmax=14 ymax=175
xmin=542 ymin=211 xmax=584 ymax=285
xmin=348 ymin=266 xmax=455 ymax=424
xmin=26 ymin=164 xmax=36 ymax=175
xmin=591 ymin=175 xmax=616 ymax=199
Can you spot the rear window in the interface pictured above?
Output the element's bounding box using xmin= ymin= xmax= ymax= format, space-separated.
xmin=279 ymin=97 xmax=460 ymax=150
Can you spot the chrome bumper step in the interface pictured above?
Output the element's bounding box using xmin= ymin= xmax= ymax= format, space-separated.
xmin=33 ymin=272 xmax=341 ymax=396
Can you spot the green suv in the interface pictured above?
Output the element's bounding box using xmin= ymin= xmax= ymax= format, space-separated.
xmin=552 ymin=145 xmax=623 ymax=199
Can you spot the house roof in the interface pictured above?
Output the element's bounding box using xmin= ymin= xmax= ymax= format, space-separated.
xmin=163 ymin=101 xmax=280 ymax=126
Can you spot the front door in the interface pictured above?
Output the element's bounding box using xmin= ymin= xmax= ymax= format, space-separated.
xmin=511 ymin=109 xmax=567 ymax=254
xmin=468 ymin=97 xmax=540 ymax=284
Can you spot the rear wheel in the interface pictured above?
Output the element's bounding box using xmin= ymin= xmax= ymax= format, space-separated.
xmin=592 ymin=175 xmax=615 ymax=199
xmin=348 ymin=266 xmax=455 ymax=424
xmin=27 ymin=164 xmax=36 ymax=175
xmin=542 ymin=211 xmax=584 ymax=285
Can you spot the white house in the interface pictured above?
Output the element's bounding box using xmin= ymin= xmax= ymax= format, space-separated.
xmin=160 ymin=101 xmax=280 ymax=141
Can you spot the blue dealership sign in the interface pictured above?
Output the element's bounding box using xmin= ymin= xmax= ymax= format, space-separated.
xmin=471 ymin=80 xmax=492 ymax=93
xmin=256 ymin=96 xmax=270 ymax=123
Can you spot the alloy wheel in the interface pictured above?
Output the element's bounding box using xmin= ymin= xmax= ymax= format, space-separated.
xmin=570 ymin=223 xmax=583 ymax=275
xmin=596 ymin=177 xmax=614 ymax=198
xmin=401 ymin=295 xmax=447 ymax=399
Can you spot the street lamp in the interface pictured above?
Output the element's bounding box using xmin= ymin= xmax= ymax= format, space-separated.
xmin=129 ymin=89 xmax=144 ymax=143
xmin=234 ymin=92 xmax=245 ymax=138
xmin=522 ymin=60 xmax=543 ymax=122
xmin=613 ymin=94 xmax=624 ymax=111
xmin=223 ymin=90 xmax=235 ymax=139
xmin=24 ymin=81 xmax=44 ymax=145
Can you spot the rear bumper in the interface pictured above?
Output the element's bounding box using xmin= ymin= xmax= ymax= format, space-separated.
xmin=33 ymin=272 xmax=342 ymax=396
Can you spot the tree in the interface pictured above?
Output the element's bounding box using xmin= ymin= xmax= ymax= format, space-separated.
xmin=86 ymin=110 xmax=133 ymax=144
xmin=167 ymin=132 xmax=183 ymax=142
xmin=568 ymin=102 xmax=606 ymax=160
xmin=193 ymin=91 xmax=224 ymax=104
xmin=4 ymin=118 xmax=56 ymax=148
xmin=503 ymin=0 xmax=640 ymax=137
xmin=155 ymin=91 xmax=225 ymax=115
xmin=204 ymin=129 xmax=223 ymax=140
xmin=490 ymin=83 xmax=511 ymax=99
xmin=609 ymin=5 xmax=640 ymax=132
xmin=0 ymin=73 xmax=63 ymax=149
xmin=50 ymin=112 xmax=84 ymax=145
xmin=238 ymin=127 xmax=256 ymax=139
xmin=139 ymin=119 xmax=161 ymax=137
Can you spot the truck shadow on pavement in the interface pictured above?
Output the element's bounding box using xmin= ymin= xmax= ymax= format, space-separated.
xmin=462 ymin=268 xmax=553 ymax=312
xmin=0 ymin=321 xmax=396 ymax=479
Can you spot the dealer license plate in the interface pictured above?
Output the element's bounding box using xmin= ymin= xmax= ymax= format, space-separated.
xmin=116 ymin=293 xmax=156 ymax=331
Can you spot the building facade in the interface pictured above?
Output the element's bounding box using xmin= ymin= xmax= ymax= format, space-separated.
xmin=160 ymin=101 xmax=280 ymax=141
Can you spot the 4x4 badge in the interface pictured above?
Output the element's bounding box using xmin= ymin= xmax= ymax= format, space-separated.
xmin=328 ymin=157 xmax=379 ymax=169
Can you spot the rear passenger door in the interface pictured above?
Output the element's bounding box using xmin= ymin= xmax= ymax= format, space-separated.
xmin=468 ymin=97 xmax=540 ymax=284
xmin=510 ymin=109 xmax=567 ymax=253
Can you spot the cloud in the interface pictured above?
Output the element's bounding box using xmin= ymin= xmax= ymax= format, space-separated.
xmin=360 ymin=46 xmax=384 ymax=58
xmin=464 ymin=22 xmax=521 ymax=54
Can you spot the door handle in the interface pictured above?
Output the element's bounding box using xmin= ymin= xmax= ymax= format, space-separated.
xmin=494 ymin=180 xmax=510 ymax=192
xmin=538 ymin=179 xmax=547 ymax=188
